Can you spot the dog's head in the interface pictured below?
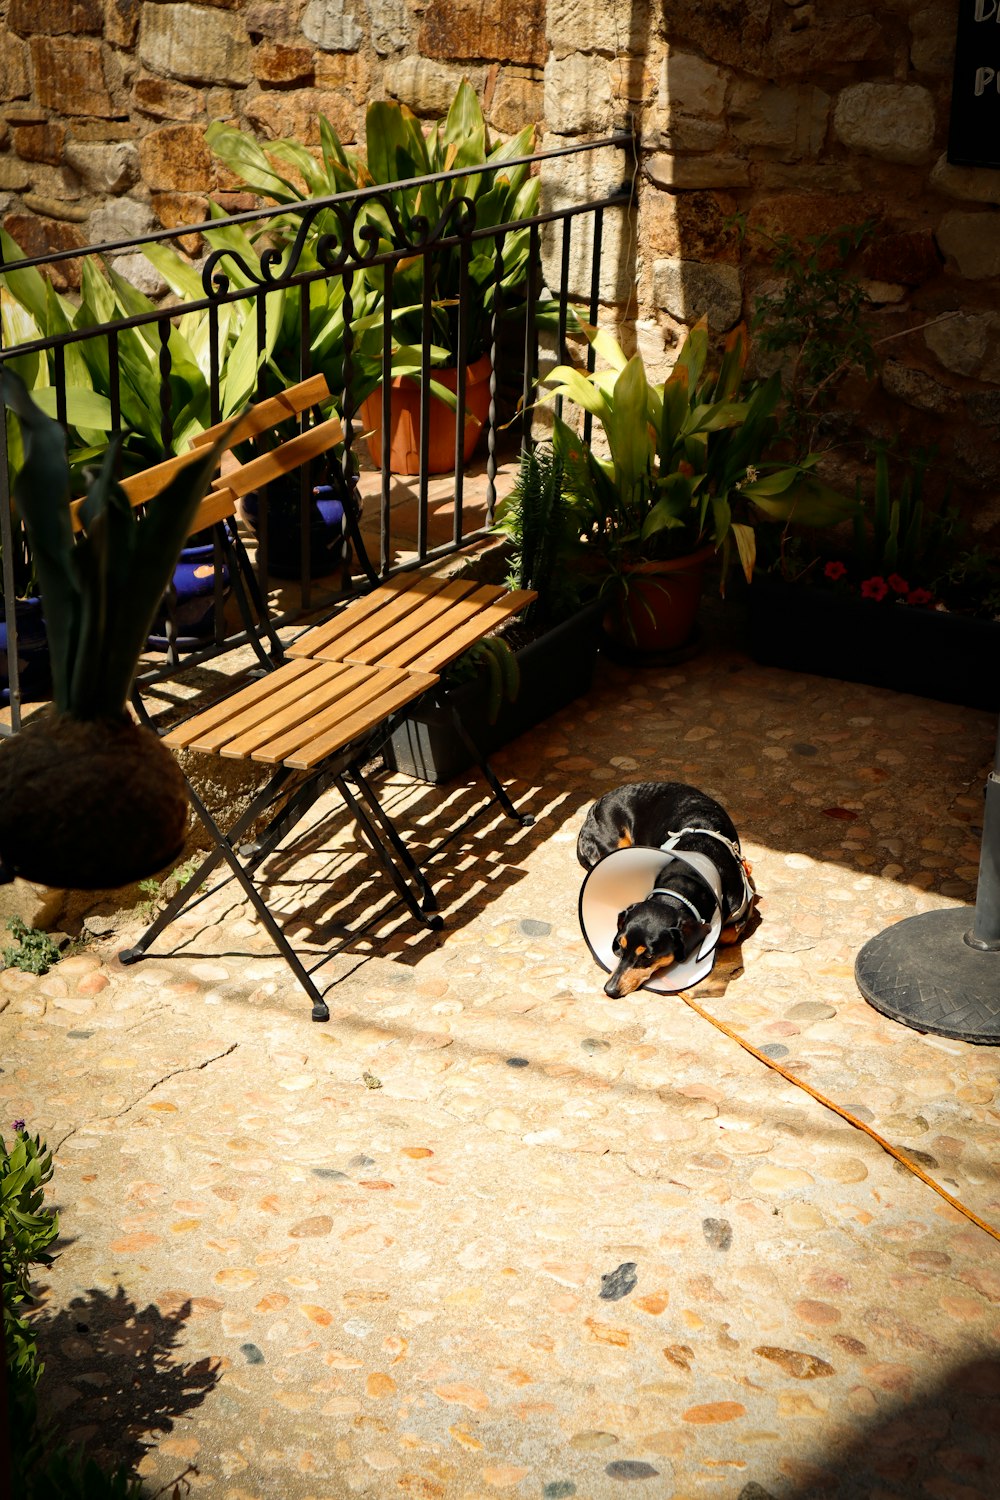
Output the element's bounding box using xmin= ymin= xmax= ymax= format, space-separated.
xmin=604 ymin=898 xmax=713 ymax=998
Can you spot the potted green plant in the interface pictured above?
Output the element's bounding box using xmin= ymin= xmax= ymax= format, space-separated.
xmin=385 ymin=441 xmax=602 ymax=782
xmin=748 ymin=446 xmax=1000 ymax=710
xmin=0 ymin=372 xmax=230 ymax=889
xmin=207 ymin=82 xmax=539 ymax=476
xmin=544 ymin=319 xmax=856 ymax=657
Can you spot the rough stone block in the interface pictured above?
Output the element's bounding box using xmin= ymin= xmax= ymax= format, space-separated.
xmin=132 ymin=73 xmax=203 ymax=121
xmin=366 ymin=0 xmax=411 ymax=57
xmin=538 ymin=136 xmax=634 ymax=304
xmin=10 ymin=0 xmax=103 ymax=33
xmin=925 ymin=311 xmax=1000 ymax=382
xmin=772 ymin=16 xmax=887 ymax=73
xmin=252 ymin=42 xmax=315 ymax=84
xmin=647 ymin=111 xmax=726 ymax=154
xmin=3 ymin=213 xmax=84 ymax=287
xmin=930 ymin=155 xmax=1000 ymax=208
xmin=419 ymin=0 xmax=546 ymax=68
xmin=11 ymin=123 xmax=67 ymax=166
xmin=937 ymin=211 xmax=1000 ymax=280
xmin=313 ymin=49 xmax=374 ymax=102
xmin=729 ymin=81 xmax=829 ymax=158
xmin=641 ymin=184 xmax=739 ymax=265
xmin=659 ymin=49 xmax=727 ymax=118
xmin=109 ymin=251 xmax=168 ymax=297
xmin=139 ymin=123 xmax=216 ymax=193
xmin=86 ymin=196 xmax=158 ymax=246
xmin=653 ymin=257 xmax=742 ymax=331
xmin=861 ymin=229 xmax=941 ymax=286
xmin=544 ymin=53 xmax=613 ymax=136
xmin=657 ymin=0 xmax=771 ymax=72
xmin=242 ymin=88 xmax=357 ymax=146
xmin=152 ymin=191 xmax=208 ymax=254
xmin=910 ymin=6 xmax=955 ymax=75
xmin=302 ymin=0 xmax=364 ymax=52
xmin=23 ymin=192 xmax=89 ymax=223
xmin=753 ymin=162 xmax=863 ymax=195
xmin=105 ymin=0 xmax=142 ymax=49
xmin=0 ymin=33 xmax=30 ymax=101
xmin=833 ymin=84 xmax=936 ymax=165
xmin=645 ymin=153 xmax=750 ymax=191
xmin=749 ymin=193 xmax=886 ymax=259
xmin=64 ymin=141 xmax=140 ymax=195
xmin=0 ymin=158 xmax=31 ymax=191
xmin=383 ymin=56 xmax=482 ymax=119
xmin=487 ymin=67 xmax=544 ymax=137
xmin=881 ymin=359 xmax=959 ymax=416
xmin=546 ymin=0 xmax=650 ymax=62
xmin=30 ymin=37 xmax=115 ymax=117
xmin=139 ymin=3 xmax=251 ymax=87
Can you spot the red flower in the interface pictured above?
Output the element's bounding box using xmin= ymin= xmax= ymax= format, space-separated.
xmin=887 ymin=573 xmax=910 ymax=594
xmin=824 ymin=560 xmax=847 ymax=582
xmin=906 ymin=587 xmax=934 ymax=607
xmin=860 ymin=576 xmax=889 ymax=602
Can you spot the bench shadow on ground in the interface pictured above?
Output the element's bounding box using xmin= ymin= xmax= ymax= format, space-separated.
xmin=29 ymin=1282 xmax=219 ymax=1480
xmin=775 ymin=1355 xmax=1000 ymax=1499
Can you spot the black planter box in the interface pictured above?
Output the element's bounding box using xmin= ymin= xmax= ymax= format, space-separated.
xmin=385 ymin=602 xmax=603 ymax=783
xmin=748 ymin=576 xmax=1000 ymax=713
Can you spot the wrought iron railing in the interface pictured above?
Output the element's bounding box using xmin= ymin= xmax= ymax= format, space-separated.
xmin=0 ymin=131 xmax=636 ymax=730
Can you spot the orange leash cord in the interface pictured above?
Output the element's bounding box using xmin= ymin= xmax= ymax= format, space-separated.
xmin=677 ymin=988 xmax=1000 ymax=1246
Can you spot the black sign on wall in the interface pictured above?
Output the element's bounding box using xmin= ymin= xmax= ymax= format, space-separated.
xmin=948 ymin=0 xmax=1000 ymax=168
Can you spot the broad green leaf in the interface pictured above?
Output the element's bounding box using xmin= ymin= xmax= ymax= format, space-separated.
xmin=31 ymin=386 xmax=114 ymax=430
xmin=206 ymin=120 xmax=305 ymax=202
xmin=0 ymin=229 xmax=50 ymax=328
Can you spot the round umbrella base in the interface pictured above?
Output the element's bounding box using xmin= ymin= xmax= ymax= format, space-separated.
xmin=856 ymin=907 xmax=1000 ymax=1045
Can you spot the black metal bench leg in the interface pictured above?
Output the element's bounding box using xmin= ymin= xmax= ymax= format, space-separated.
xmin=221 ymin=520 xmax=284 ymax=667
xmin=348 ymin=763 xmax=438 ymax=912
xmin=335 ymin=774 xmax=443 ymax=933
xmin=118 ymin=770 xmax=334 ymax=1022
xmin=446 ymin=703 xmax=534 ymax=827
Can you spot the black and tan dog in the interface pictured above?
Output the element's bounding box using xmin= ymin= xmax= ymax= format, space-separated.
xmin=577 ymin=781 xmax=756 ymax=997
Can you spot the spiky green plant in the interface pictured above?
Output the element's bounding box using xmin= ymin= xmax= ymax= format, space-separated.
xmin=1 ymin=370 xmax=227 ymax=719
xmin=493 ymin=443 xmax=589 ymax=626
xmin=0 ymin=371 xmax=236 ymax=888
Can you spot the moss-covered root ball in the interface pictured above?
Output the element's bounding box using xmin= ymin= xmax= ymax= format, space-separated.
xmin=0 ymin=712 xmax=190 ymax=889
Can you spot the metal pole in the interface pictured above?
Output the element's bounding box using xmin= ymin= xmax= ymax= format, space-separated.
xmin=968 ymin=715 xmax=1000 ymax=950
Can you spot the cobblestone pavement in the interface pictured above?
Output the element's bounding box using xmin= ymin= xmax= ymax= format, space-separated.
xmin=3 ymin=634 xmax=999 ymax=1500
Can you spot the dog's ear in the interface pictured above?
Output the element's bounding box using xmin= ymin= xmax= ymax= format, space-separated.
xmin=672 ymin=916 xmax=713 ymax=962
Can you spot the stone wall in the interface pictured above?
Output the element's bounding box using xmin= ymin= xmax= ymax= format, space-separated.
xmin=1 ymin=1 xmax=998 ymax=514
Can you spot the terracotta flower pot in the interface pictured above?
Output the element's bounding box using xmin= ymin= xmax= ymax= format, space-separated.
xmin=360 ymin=354 xmax=493 ymax=476
xmin=603 ymin=544 xmax=717 ymax=654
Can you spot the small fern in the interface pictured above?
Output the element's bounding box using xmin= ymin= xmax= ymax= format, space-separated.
xmin=494 ymin=443 xmax=587 ymax=625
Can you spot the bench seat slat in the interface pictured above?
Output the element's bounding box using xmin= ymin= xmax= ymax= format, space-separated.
xmin=219 ymin=663 xmax=361 ymax=759
xmin=409 ymin=590 xmax=537 ymax=671
xmin=188 ymin=662 xmax=347 ymax=756
xmin=280 ymin=670 xmax=438 ymax=771
xmin=287 ymin=573 xmax=460 ymax=659
xmin=163 ymin=658 xmax=317 ymax=749
xmin=348 ymin=584 xmax=507 ymax=668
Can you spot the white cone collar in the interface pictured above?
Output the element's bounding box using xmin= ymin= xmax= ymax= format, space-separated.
xmin=579 ymin=846 xmax=723 ymax=993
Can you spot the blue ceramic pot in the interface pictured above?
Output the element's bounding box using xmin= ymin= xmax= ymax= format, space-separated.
xmin=0 ymin=596 xmax=51 ymax=706
xmin=242 ymin=483 xmax=346 ymax=580
xmin=147 ymin=541 xmax=231 ymax=650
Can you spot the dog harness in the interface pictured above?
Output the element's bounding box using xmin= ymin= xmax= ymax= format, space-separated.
xmin=663 ymin=826 xmax=756 ymax=926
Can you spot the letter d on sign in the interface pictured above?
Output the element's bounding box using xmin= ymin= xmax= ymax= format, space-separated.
xmin=974 ymin=0 xmax=998 ymax=21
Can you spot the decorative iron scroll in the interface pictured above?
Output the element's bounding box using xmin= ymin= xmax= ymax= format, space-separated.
xmin=202 ymin=193 xmax=478 ymax=298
